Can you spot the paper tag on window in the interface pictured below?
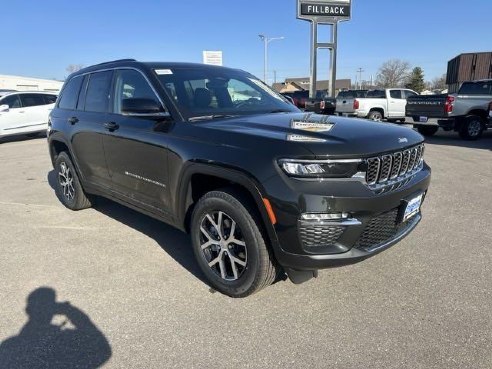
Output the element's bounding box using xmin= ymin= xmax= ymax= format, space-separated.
xmin=155 ymin=69 xmax=173 ymax=75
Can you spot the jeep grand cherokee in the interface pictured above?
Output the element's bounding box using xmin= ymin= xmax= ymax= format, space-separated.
xmin=48 ymin=59 xmax=431 ymax=297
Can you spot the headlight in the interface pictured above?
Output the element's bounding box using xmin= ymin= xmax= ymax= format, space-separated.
xmin=279 ymin=159 xmax=362 ymax=178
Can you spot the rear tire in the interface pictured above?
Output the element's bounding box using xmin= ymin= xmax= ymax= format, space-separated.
xmin=54 ymin=152 xmax=93 ymax=210
xmin=459 ymin=115 xmax=484 ymax=140
xmin=416 ymin=125 xmax=439 ymax=137
xmin=368 ymin=110 xmax=383 ymax=122
xmin=190 ymin=189 xmax=278 ymax=297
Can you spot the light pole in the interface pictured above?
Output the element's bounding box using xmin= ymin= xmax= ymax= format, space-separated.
xmin=258 ymin=34 xmax=284 ymax=85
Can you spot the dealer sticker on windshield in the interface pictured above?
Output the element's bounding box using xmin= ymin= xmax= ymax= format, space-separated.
xmin=403 ymin=194 xmax=423 ymax=222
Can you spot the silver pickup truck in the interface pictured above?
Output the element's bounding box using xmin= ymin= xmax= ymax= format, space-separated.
xmin=406 ymin=79 xmax=492 ymax=140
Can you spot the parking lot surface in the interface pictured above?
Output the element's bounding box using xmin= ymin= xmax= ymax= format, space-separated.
xmin=0 ymin=131 xmax=491 ymax=369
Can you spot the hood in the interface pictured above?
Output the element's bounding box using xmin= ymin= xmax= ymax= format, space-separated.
xmin=200 ymin=113 xmax=424 ymax=158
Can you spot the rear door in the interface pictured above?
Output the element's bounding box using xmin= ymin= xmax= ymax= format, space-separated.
xmin=19 ymin=93 xmax=53 ymax=131
xmin=388 ymin=89 xmax=406 ymax=118
xmin=68 ymin=72 xmax=113 ymax=189
xmin=102 ymin=68 xmax=172 ymax=215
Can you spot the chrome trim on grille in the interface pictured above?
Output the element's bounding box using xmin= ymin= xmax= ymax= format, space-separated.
xmin=364 ymin=144 xmax=425 ymax=190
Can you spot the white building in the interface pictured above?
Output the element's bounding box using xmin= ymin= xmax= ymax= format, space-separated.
xmin=0 ymin=75 xmax=63 ymax=93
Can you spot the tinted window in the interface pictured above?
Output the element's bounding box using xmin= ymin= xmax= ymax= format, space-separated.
xmin=367 ymin=90 xmax=386 ymax=98
xmin=1 ymin=94 xmax=21 ymax=108
xmin=43 ymin=94 xmax=58 ymax=104
xmin=390 ymin=90 xmax=402 ymax=99
xmin=113 ymin=69 xmax=160 ymax=114
xmin=459 ymin=82 xmax=492 ymax=95
xmin=85 ymin=71 xmax=113 ymax=113
xmin=58 ymin=76 xmax=83 ymax=110
xmin=403 ymin=90 xmax=417 ymax=99
xmin=20 ymin=94 xmax=46 ymax=107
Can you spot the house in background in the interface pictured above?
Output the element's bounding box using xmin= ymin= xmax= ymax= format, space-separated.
xmin=272 ymin=77 xmax=351 ymax=95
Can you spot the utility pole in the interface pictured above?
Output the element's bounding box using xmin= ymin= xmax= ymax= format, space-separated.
xmin=258 ymin=35 xmax=285 ymax=85
xmin=356 ymin=68 xmax=364 ymax=89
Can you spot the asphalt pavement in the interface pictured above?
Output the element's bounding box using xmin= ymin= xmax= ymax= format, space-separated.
xmin=0 ymin=130 xmax=490 ymax=368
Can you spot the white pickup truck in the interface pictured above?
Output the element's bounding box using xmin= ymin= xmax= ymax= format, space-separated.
xmin=336 ymin=88 xmax=418 ymax=122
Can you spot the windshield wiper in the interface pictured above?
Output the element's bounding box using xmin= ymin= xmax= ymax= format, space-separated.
xmin=188 ymin=114 xmax=238 ymax=122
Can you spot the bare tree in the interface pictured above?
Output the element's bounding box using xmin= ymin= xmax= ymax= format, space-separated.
xmin=375 ymin=59 xmax=411 ymax=88
xmin=430 ymin=74 xmax=447 ymax=91
xmin=66 ymin=64 xmax=84 ymax=74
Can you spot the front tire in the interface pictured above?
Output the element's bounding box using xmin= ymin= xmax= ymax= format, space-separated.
xmin=416 ymin=125 xmax=439 ymax=137
xmin=190 ymin=190 xmax=278 ymax=297
xmin=459 ymin=115 xmax=484 ymax=140
xmin=54 ymin=152 xmax=93 ymax=210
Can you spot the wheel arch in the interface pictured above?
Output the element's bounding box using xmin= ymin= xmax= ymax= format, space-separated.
xmin=176 ymin=163 xmax=280 ymax=253
xmin=368 ymin=107 xmax=385 ymax=118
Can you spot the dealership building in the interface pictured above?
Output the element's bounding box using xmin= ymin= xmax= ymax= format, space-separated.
xmin=447 ymin=51 xmax=492 ymax=93
xmin=0 ymin=75 xmax=63 ymax=93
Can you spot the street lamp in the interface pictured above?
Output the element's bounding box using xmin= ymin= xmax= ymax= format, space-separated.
xmin=258 ymin=34 xmax=285 ymax=85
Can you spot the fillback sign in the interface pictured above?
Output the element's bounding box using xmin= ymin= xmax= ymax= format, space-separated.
xmin=297 ymin=0 xmax=351 ymax=23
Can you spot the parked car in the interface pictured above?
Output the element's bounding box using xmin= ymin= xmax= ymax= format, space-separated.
xmin=0 ymin=89 xmax=17 ymax=98
xmin=336 ymin=89 xmax=368 ymax=114
xmin=0 ymin=91 xmax=57 ymax=139
xmin=48 ymin=59 xmax=431 ymax=297
xmin=304 ymin=90 xmax=336 ymax=115
xmin=281 ymin=90 xmax=309 ymax=109
xmin=336 ymin=88 xmax=418 ymax=122
xmin=406 ymin=79 xmax=492 ymax=140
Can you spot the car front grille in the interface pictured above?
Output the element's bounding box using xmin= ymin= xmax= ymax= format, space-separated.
xmin=365 ymin=144 xmax=424 ymax=187
xmin=354 ymin=209 xmax=418 ymax=252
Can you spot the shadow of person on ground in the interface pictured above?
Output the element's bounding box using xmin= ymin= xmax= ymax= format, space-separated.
xmin=47 ymin=170 xmax=207 ymax=285
xmin=0 ymin=287 xmax=111 ymax=369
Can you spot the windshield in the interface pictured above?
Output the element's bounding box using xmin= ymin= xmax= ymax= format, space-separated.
xmin=155 ymin=67 xmax=298 ymax=121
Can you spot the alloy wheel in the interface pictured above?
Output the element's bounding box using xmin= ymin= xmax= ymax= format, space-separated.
xmin=468 ymin=120 xmax=481 ymax=137
xmin=58 ymin=162 xmax=75 ymax=201
xmin=199 ymin=211 xmax=247 ymax=281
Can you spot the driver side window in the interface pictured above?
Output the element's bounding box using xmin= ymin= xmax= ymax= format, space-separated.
xmin=113 ymin=69 xmax=160 ymax=114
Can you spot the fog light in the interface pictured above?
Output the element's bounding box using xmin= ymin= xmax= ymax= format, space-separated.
xmin=301 ymin=212 xmax=350 ymax=221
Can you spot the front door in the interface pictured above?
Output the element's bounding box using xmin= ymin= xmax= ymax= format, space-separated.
xmin=0 ymin=94 xmax=27 ymax=134
xmin=102 ymin=68 xmax=171 ymax=216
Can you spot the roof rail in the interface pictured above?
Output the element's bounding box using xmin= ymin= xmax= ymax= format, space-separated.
xmin=92 ymin=59 xmax=137 ymax=67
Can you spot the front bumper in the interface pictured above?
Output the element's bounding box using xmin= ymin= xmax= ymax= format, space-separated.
xmin=263 ymin=165 xmax=431 ymax=271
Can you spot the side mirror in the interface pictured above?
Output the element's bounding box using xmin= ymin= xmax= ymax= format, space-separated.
xmin=0 ymin=104 xmax=9 ymax=112
xmin=121 ymin=98 xmax=170 ymax=119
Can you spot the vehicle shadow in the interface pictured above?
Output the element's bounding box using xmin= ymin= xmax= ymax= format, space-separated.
xmin=423 ymin=130 xmax=492 ymax=151
xmin=403 ymin=125 xmax=492 ymax=151
xmin=47 ymin=171 xmax=208 ymax=286
xmin=0 ymin=287 xmax=111 ymax=369
xmin=0 ymin=132 xmax=46 ymax=144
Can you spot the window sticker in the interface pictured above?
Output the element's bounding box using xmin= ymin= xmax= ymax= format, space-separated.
xmin=155 ymin=69 xmax=173 ymax=75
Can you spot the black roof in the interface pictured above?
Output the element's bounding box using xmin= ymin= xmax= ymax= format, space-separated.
xmin=71 ymin=59 xmax=244 ymax=78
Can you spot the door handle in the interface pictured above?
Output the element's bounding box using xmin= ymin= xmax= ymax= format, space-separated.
xmin=68 ymin=116 xmax=79 ymax=125
xmin=104 ymin=122 xmax=119 ymax=131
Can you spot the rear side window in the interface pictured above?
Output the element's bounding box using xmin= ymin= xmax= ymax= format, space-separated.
xmin=389 ymin=90 xmax=403 ymax=99
xmin=20 ymin=94 xmax=46 ymax=107
xmin=58 ymin=76 xmax=83 ymax=110
xmin=1 ymin=94 xmax=21 ymax=108
xmin=85 ymin=71 xmax=113 ymax=113
xmin=367 ymin=90 xmax=386 ymax=98
xmin=43 ymin=94 xmax=58 ymax=104
xmin=459 ymin=82 xmax=492 ymax=95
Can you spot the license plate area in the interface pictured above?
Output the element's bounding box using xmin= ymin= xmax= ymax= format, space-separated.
xmin=400 ymin=193 xmax=423 ymax=223
xmin=419 ymin=116 xmax=428 ymax=123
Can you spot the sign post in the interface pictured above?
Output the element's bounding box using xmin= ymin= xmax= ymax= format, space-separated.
xmin=297 ymin=0 xmax=351 ymax=98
